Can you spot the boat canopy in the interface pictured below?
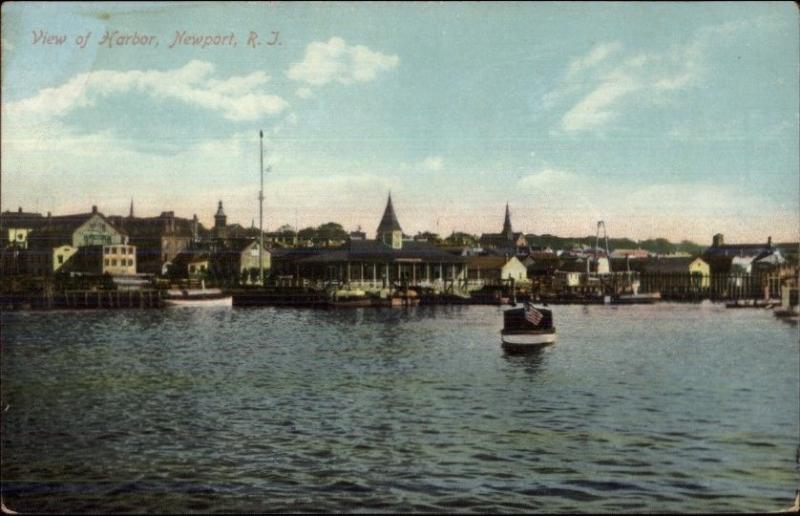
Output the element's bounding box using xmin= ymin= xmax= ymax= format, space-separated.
xmin=503 ymin=306 xmax=553 ymax=330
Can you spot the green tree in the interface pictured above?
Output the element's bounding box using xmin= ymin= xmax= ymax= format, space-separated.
xmin=316 ymin=222 xmax=348 ymax=242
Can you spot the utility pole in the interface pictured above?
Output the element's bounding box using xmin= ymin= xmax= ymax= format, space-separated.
xmin=259 ymin=130 xmax=265 ymax=286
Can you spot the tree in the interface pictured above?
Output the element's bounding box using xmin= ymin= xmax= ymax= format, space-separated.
xmin=444 ymin=232 xmax=478 ymax=246
xmin=316 ymin=222 xmax=348 ymax=242
xmin=415 ymin=231 xmax=442 ymax=243
xmin=298 ymin=226 xmax=316 ymax=241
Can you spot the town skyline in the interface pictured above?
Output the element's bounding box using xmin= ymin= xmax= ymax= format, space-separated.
xmin=2 ymin=2 xmax=798 ymax=243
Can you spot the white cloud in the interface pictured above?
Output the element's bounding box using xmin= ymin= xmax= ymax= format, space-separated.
xmin=287 ymin=37 xmax=399 ymax=88
xmin=566 ymin=41 xmax=622 ymax=78
xmin=4 ymin=60 xmax=289 ymax=123
xmin=518 ymin=168 xmax=578 ymax=189
xmin=549 ymin=17 xmax=769 ymax=134
xmin=295 ymin=87 xmax=314 ymax=99
xmin=421 ymin=156 xmax=443 ymax=171
xmin=561 ymin=73 xmax=640 ymax=132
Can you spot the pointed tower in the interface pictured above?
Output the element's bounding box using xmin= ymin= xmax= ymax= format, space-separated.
xmin=214 ymin=200 xmax=227 ymax=229
xmin=376 ymin=193 xmax=403 ymax=249
xmin=502 ymin=203 xmax=513 ymax=240
xmin=129 ymin=198 xmax=134 ymax=218
xmin=213 ymin=200 xmax=228 ymax=239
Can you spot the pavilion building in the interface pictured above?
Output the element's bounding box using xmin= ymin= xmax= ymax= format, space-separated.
xmin=271 ymin=194 xmax=468 ymax=292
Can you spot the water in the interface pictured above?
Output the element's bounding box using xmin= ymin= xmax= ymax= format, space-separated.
xmin=1 ymin=304 xmax=798 ymax=513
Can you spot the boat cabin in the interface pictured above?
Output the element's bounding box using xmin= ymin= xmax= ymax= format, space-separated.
xmin=503 ymin=306 xmax=554 ymax=330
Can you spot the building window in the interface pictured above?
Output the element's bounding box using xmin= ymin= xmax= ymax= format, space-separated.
xmin=121 ymin=247 xmax=126 ymax=255
xmin=58 ymin=255 xmax=64 ymax=264
xmin=112 ymin=247 xmax=117 ymax=254
xmin=104 ymin=258 xmax=109 ymax=266
xmin=112 ymin=259 xmax=117 ymax=266
xmin=128 ymin=259 xmax=133 ymax=266
xmin=104 ymin=247 xmax=110 ymax=254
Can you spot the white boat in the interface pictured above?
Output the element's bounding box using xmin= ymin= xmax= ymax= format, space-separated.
xmin=501 ymin=303 xmax=557 ymax=353
xmin=163 ymin=288 xmax=232 ymax=307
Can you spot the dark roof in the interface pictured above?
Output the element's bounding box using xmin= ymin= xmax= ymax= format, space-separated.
xmin=609 ymin=257 xmax=649 ymax=273
xmin=558 ymin=258 xmax=589 ymax=273
xmin=465 ymin=256 xmax=515 ymax=269
xmin=0 ymin=209 xmax=45 ymax=229
xmin=295 ymin=239 xmax=466 ymax=265
xmin=28 ymin=211 xmax=126 ymax=248
xmin=219 ymin=238 xmax=268 ymax=254
xmin=376 ymin=194 xmax=402 ymax=233
xmin=106 ymin=213 xmax=200 ymax=239
xmin=640 ymin=257 xmax=703 ymax=274
xmin=172 ymin=249 xmax=210 ymax=266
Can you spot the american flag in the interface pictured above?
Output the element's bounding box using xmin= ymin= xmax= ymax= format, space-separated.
xmin=524 ymin=302 xmax=543 ymax=325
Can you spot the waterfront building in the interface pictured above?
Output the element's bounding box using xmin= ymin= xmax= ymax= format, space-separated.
xmin=270 ymin=194 xmax=468 ymax=293
xmin=108 ymin=209 xmax=202 ymax=275
xmin=0 ymin=207 xmax=46 ymax=250
xmin=170 ymin=249 xmax=211 ymax=279
xmin=465 ymin=255 xmax=528 ymax=289
xmin=0 ymin=207 xmax=47 ymax=275
xmin=24 ymin=206 xmax=136 ymax=276
xmin=210 ymin=239 xmax=271 ymax=285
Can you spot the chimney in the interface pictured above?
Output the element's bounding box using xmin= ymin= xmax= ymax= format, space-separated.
xmin=18 ymin=207 xmax=22 ymax=213
xmin=192 ymin=214 xmax=198 ymax=241
xmin=767 ymin=236 xmax=772 ymax=248
xmin=712 ymin=233 xmax=724 ymax=248
xmin=92 ymin=205 xmax=98 ymax=214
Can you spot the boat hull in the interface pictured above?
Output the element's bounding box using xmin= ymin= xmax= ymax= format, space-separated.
xmin=164 ymin=296 xmax=233 ymax=307
xmin=612 ymin=293 xmax=661 ymax=304
xmin=501 ymin=330 xmax=557 ymax=353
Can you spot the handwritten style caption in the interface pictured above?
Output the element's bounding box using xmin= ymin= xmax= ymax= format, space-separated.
xmin=31 ymin=30 xmax=281 ymax=49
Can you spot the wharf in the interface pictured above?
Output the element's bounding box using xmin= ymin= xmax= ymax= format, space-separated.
xmin=1 ymin=289 xmax=163 ymax=310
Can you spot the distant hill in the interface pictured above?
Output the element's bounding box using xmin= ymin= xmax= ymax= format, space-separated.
xmin=525 ymin=234 xmax=706 ymax=255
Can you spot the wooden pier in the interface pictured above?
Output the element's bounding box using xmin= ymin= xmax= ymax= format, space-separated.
xmin=1 ymin=289 xmax=163 ymax=311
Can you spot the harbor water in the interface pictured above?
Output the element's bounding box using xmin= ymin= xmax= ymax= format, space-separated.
xmin=1 ymin=304 xmax=798 ymax=512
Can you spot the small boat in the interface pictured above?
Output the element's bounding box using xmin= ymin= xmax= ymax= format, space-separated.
xmin=612 ymin=292 xmax=661 ymax=304
xmin=163 ymin=287 xmax=232 ymax=307
xmin=501 ymin=302 xmax=557 ymax=353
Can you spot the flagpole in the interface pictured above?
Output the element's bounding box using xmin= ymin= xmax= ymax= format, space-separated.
xmin=259 ymin=130 xmax=264 ymax=286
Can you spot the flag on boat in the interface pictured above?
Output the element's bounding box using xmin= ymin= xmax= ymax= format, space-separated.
xmin=524 ymin=302 xmax=543 ymax=325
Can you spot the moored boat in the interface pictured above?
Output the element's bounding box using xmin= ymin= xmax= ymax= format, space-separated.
xmin=164 ymin=288 xmax=232 ymax=307
xmin=612 ymin=292 xmax=661 ymax=304
xmin=501 ymin=302 xmax=557 ymax=353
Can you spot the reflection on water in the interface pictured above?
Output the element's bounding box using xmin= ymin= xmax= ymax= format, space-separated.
xmin=1 ymin=304 xmax=797 ymax=513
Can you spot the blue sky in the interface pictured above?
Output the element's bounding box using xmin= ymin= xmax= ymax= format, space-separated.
xmin=2 ymin=2 xmax=798 ymax=243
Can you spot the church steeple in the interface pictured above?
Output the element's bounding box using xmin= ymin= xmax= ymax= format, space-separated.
xmin=377 ymin=192 xmax=403 ymax=249
xmin=502 ymin=202 xmax=513 ymax=239
xmin=129 ymin=198 xmax=134 ymax=218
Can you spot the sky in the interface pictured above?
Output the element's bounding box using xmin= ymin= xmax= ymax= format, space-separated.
xmin=2 ymin=2 xmax=798 ymax=244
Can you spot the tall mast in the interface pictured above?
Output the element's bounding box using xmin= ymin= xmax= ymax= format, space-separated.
xmin=259 ymin=130 xmax=264 ymax=286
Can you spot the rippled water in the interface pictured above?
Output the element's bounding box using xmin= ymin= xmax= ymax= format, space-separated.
xmin=1 ymin=304 xmax=798 ymax=513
